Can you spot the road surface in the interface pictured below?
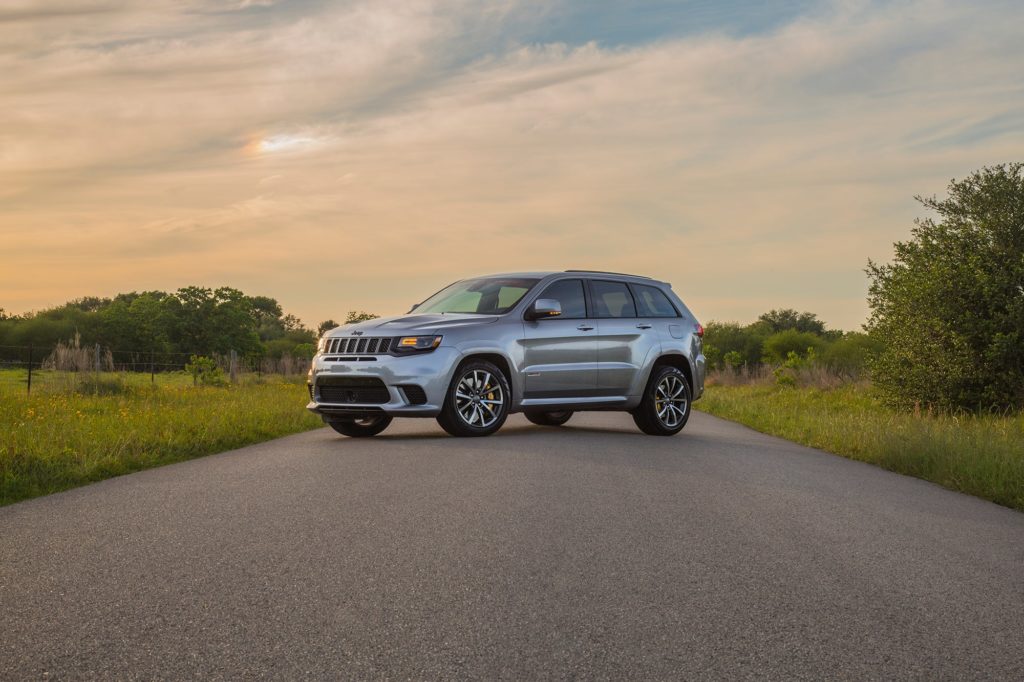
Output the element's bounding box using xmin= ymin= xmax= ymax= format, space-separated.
xmin=2 ymin=411 xmax=1023 ymax=679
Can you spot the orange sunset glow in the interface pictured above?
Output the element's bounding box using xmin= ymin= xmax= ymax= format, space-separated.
xmin=3 ymin=0 xmax=1024 ymax=329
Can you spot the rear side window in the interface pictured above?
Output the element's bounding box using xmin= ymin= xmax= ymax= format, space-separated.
xmin=590 ymin=280 xmax=636 ymax=318
xmin=632 ymin=284 xmax=679 ymax=318
xmin=537 ymin=279 xmax=587 ymax=319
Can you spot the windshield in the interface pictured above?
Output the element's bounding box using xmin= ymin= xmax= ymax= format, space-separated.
xmin=415 ymin=277 xmax=540 ymax=315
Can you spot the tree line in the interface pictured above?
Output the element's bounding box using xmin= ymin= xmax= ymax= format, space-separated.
xmin=0 ymin=287 xmax=376 ymax=361
xmin=703 ymin=309 xmax=881 ymax=379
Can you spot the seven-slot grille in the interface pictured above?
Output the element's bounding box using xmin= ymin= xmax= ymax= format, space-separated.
xmin=324 ymin=336 xmax=393 ymax=355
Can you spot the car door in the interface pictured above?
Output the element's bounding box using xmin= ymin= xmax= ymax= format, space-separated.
xmin=630 ymin=282 xmax=684 ymax=345
xmin=589 ymin=279 xmax=660 ymax=397
xmin=521 ymin=278 xmax=598 ymax=400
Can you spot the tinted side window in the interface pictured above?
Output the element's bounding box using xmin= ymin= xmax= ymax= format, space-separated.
xmin=591 ymin=280 xmax=636 ymax=318
xmin=537 ymin=279 xmax=587 ymax=319
xmin=632 ymin=284 xmax=679 ymax=317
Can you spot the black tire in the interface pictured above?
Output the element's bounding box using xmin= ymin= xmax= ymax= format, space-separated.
xmin=631 ymin=365 xmax=691 ymax=436
xmin=436 ymin=360 xmax=511 ymax=437
xmin=327 ymin=415 xmax=393 ymax=437
xmin=524 ymin=410 xmax=574 ymax=426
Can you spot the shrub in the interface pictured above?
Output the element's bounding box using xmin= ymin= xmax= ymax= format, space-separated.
xmin=723 ymin=351 xmax=744 ymax=370
xmin=292 ymin=343 xmax=315 ymax=359
xmin=762 ymin=330 xmax=825 ymax=364
xmin=867 ymin=163 xmax=1024 ymax=411
xmin=185 ymin=355 xmax=227 ymax=386
xmin=821 ymin=332 xmax=882 ymax=379
xmin=703 ymin=321 xmax=766 ymax=369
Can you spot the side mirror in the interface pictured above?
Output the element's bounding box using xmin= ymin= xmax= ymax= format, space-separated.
xmin=526 ymin=299 xmax=562 ymax=321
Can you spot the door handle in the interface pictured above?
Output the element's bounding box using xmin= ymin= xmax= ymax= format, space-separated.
xmin=636 ymin=323 xmax=652 ymax=330
xmin=577 ymin=324 xmax=594 ymax=331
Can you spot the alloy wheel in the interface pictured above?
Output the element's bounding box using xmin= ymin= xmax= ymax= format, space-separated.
xmin=655 ymin=374 xmax=688 ymax=428
xmin=455 ymin=369 xmax=505 ymax=428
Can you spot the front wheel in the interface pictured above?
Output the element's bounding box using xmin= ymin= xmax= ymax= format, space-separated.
xmin=524 ymin=410 xmax=573 ymax=426
xmin=328 ymin=415 xmax=393 ymax=437
xmin=436 ymin=360 xmax=510 ymax=437
xmin=631 ymin=366 xmax=691 ymax=436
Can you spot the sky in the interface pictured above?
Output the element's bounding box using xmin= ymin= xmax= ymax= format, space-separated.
xmin=2 ymin=0 xmax=1023 ymax=330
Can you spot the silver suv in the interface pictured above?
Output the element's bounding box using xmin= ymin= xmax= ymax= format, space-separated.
xmin=307 ymin=271 xmax=705 ymax=438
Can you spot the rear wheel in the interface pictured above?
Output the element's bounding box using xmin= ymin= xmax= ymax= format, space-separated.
xmin=327 ymin=415 xmax=393 ymax=437
xmin=524 ymin=410 xmax=573 ymax=426
xmin=436 ymin=360 xmax=510 ymax=437
xmin=631 ymin=365 xmax=691 ymax=436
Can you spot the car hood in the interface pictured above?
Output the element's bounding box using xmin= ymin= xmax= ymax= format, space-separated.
xmin=327 ymin=313 xmax=500 ymax=337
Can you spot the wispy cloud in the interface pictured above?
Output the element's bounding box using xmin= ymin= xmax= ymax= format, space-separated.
xmin=2 ymin=0 xmax=1023 ymax=327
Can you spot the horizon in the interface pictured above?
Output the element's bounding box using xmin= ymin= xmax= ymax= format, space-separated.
xmin=3 ymin=0 xmax=1024 ymax=330
xmin=3 ymin=276 xmax=862 ymax=332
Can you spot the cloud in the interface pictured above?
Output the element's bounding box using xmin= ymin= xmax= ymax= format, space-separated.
xmin=2 ymin=0 xmax=1023 ymax=329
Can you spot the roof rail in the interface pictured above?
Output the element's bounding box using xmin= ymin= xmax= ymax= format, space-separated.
xmin=563 ymin=269 xmax=653 ymax=279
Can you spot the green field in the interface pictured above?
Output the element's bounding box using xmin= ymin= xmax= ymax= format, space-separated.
xmin=696 ymin=384 xmax=1024 ymax=511
xmin=0 ymin=369 xmax=321 ymax=506
xmin=5 ymin=369 xmax=1023 ymax=512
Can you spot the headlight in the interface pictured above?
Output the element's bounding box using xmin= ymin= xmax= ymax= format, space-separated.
xmin=395 ymin=335 xmax=443 ymax=352
xmin=317 ymin=336 xmax=328 ymax=353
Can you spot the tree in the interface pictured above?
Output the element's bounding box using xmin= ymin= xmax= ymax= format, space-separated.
xmin=702 ymin=321 xmax=766 ymax=369
xmin=867 ymin=163 xmax=1024 ymax=410
xmin=345 ymin=311 xmax=379 ymax=324
xmin=0 ymin=286 xmax=320 ymax=362
xmin=317 ymin=319 xmax=339 ymax=336
xmin=752 ymin=309 xmax=827 ymax=336
xmin=66 ymin=296 xmax=111 ymax=313
xmin=249 ymin=296 xmax=283 ymax=322
xmin=164 ymin=286 xmax=261 ymax=355
xmin=280 ymin=314 xmax=307 ymax=332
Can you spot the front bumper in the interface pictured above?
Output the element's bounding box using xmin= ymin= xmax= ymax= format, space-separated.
xmin=306 ymin=347 xmax=460 ymax=419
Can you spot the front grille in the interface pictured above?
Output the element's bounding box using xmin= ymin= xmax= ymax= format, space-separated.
xmin=398 ymin=385 xmax=427 ymax=405
xmin=316 ymin=377 xmax=390 ymax=404
xmin=324 ymin=337 xmax=392 ymax=355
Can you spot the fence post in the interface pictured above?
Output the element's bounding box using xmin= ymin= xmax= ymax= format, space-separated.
xmin=26 ymin=344 xmax=33 ymax=397
xmin=150 ymin=349 xmax=155 ymax=385
xmin=230 ymin=349 xmax=238 ymax=384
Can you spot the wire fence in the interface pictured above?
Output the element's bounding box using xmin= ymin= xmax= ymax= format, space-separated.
xmin=0 ymin=343 xmax=312 ymax=396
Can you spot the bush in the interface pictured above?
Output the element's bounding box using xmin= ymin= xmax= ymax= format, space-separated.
xmin=867 ymin=163 xmax=1024 ymax=411
xmin=821 ymin=332 xmax=882 ymax=379
xmin=723 ymin=351 xmax=744 ymax=370
xmin=762 ymin=330 xmax=825 ymax=364
xmin=185 ymin=355 xmax=227 ymax=386
xmin=292 ymin=343 xmax=315 ymax=360
xmin=703 ymin=322 xmax=766 ymax=369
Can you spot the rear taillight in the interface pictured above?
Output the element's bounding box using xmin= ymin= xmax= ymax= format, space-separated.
xmin=695 ymin=323 xmax=704 ymax=338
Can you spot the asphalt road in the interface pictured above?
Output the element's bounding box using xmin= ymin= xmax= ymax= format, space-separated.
xmin=2 ymin=411 xmax=1023 ymax=680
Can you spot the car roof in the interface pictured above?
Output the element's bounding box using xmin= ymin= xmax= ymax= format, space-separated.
xmin=466 ymin=270 xmax=666 ymax=285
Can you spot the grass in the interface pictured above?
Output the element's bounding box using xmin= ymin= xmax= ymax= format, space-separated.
xmin=6 ymin=368 xmax=1022 ymax=513
xmin=696 ymin=383 xmax=1024 ymax=512
xmin=0 ymin=369 xmax=321 ymax=506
